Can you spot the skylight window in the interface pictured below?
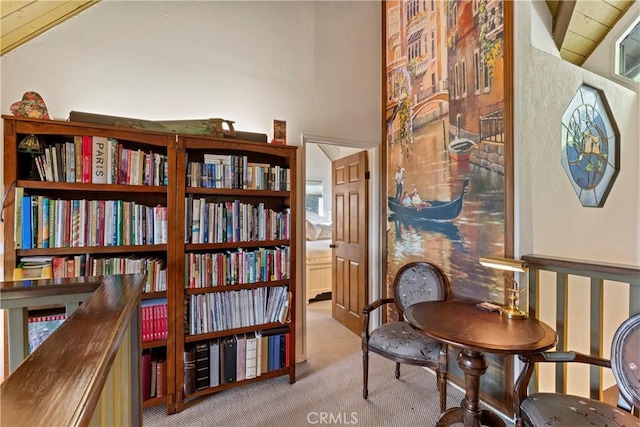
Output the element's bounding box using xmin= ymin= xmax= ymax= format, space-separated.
xmin=615 ymin=17 xmax=640 ymax=83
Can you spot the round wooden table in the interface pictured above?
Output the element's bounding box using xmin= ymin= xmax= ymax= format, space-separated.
xmin=404 ymin=300 xmax=557 ymax=427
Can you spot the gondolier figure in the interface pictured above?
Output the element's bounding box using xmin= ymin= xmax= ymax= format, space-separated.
xmin=395 ymin=165 xmax=406 ymax=201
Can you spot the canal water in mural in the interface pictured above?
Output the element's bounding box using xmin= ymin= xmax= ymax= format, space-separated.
xmin=387 ymin=118 xmax=506 ymax=304
xmin=387 ymin=118 xmax=508 ymax=401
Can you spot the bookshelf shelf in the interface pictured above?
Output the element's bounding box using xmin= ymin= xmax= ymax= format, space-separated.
xmin=142 ymin=340 xmax=168 ymax=350
xmin=184 ymin=239 xmax=289 ymax=251
xmin=184 ymin=323 xmax=290 ymax=343
xmin=184 ymin=367 xmax=290 ymax=399
xmin=185 ymin=187 xmax=290 ymax=197
xmin=185 ymin=280 xmax=290 ymax=294
xmin=3 ymin=115 xmax=297 ymax=415
xmin=142 ymin=396 xmax=167 ymax=409
xmin=17 ymin=245 xmax=168 ymax=257
xmin=17 ymin=180 xmax=167 ymax=193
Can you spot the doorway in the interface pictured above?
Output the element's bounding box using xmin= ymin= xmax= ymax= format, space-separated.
xmin=300 ymin=135 xmax=381 ymax=361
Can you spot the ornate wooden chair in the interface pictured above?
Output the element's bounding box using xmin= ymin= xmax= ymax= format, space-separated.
xmin=361 ymin=261 xmax=452 ymax=412
xmin=514 ymin=313 xmax=640 ymax=426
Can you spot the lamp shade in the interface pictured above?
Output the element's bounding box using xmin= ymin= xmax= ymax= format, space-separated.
xmin=479 ymin=256 xmax=528 ymax=273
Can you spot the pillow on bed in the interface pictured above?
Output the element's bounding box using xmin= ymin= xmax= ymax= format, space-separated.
xmin=306 ymin=220 xmax=321 ymax=241
xmin=317 ymin=223 xmax=332 ymax=240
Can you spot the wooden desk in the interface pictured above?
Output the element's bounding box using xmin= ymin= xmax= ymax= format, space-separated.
xmin=404 ymin=300 xmax=557 ymax=427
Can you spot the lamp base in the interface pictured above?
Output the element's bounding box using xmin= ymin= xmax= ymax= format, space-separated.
xmin=500 ymin=305 xmax=528 ymax=319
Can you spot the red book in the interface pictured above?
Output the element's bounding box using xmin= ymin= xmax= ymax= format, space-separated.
xmin=81 ymin=136 xmax=92 ymax=183
xmin=285 ymin=333 xmax=290 ymax=367
xmin=156 ymin=358 xmax=167 ymax=398
xmin=52 ymin=256 xmax=66 ymax=278
xmin=162 ymin=303 xmax=168 ymax=340
xmin=65 ymin=258 xmax=75 ymax=278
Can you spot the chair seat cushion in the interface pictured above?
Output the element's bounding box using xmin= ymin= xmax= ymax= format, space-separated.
xmin=368 ymin=321 xmax=442 ymax=362
xmin=521 ymin=393 xmax=639 ymax=426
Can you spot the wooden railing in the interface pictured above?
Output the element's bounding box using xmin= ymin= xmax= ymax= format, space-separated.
xmin=0 ymin=274 xmax=144 ymax=427
xmin=521 ymin=254 xmax=640 ymax=400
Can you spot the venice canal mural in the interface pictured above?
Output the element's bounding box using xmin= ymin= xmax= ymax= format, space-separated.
xmin=384 ymin=0 xmax=509 ymax=404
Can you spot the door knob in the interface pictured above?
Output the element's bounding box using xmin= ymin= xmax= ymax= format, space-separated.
xmin=329 ymin=244 xmax=336 ymax=248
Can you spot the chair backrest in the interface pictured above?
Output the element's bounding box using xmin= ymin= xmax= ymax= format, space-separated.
xmin=610 ymin=313 xmax=640 ymax=410
xmin=393 ymin=262 xmax=451 ymax=315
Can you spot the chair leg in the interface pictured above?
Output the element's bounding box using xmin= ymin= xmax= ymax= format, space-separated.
xmin=437 ymin=369 xmax=447 ymax=413
xmin=395 ymin=362 xmax=401 ymax=379
xmin=362 ymin=348 xmax=369 ymax=399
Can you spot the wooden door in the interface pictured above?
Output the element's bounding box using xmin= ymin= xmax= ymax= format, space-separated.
xmin=331 ymin=151 xmax=368 ymax=335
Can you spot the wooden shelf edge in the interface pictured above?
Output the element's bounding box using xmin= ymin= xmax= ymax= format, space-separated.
xmin=17 ymin=180 xmax=167 ymax=193
xmin=185 ymin=187 xmax=289 ymax=197
xmin=185 ymin=280 xmax=289 ymax=294
xmin=184 ymin=367 xmax=293 ymax=399
xmin=141 ymin=340 xmax=167 ymax=350
xmin=17 ymin=245 xmax=168 ymax=256
xmin=143 ymin=396 xmax=168 ymax=409
xmin=185 ymin=240 xmax=290 ymax=251
xmin=184 ymin=323 xmax=290 ymax=342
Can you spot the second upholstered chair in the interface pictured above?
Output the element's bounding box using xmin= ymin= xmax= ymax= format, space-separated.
xmin=361 ymin=261 xmax=452 ymax=412
xmin=514 ymin=313 xmax=640 ymax=426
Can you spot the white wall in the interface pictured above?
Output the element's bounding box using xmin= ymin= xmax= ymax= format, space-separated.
xmin=518 ymin=1 xmax=639 ymax=265
xmin=516 ymin=1 xmax=639 ymax=395
xmin=0 ymin=0 xmax=382 ymax=361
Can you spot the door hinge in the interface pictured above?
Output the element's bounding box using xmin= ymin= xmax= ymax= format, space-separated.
xmin=365 ymin=171 xmax=370 ymax=180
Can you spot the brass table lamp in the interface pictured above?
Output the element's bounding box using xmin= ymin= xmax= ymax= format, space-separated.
xmin=479 ymin=256 xmax=528 ymax=319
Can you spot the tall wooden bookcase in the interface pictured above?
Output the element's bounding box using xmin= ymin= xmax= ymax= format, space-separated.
xmin=2 ymin=116 xmax=297 ymax=414
xmin=174 ymin=134 xmax=297 ymax=411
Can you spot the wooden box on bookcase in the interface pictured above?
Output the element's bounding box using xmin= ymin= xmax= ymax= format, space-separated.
xmin=2 ymin=116 xmax=178 ymax=414
xmin=174 ymin=134 xmax=297 ymax=412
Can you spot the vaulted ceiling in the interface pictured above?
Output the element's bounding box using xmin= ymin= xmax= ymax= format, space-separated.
xmin=546 ymin=0 xmax=635 ymax=65
xmin=0 ymin=0 xmax=635 ymax=66
xmin=1 ymin=1 xmax=98 ymax=56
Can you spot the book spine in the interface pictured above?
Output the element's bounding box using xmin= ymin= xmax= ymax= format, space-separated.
xmin=183 ymin=347 xmax=196 ymax=396
xmin=74 ymin=136 xmax=83 ymax=183
xmin=14 ymin=187 xmax=24 ymax=249
xmin=22 ymin=195 xmax=32 ymax=250
xmin=82 ymin=136 xmax=92 ymax=183
xmin=92 ymin=136 xmax=108 ymax=184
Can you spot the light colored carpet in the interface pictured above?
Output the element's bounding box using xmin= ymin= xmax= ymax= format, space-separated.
xmin=143 ymin=300 xmax=499 ymax=426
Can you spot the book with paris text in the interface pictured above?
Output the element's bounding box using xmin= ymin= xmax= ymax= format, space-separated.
xmin=271 ymin=120 xmax=286 ymax=145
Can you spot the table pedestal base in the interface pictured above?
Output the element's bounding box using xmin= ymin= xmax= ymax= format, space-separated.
xmin=436 ymin=350 xmax=506 ymax=427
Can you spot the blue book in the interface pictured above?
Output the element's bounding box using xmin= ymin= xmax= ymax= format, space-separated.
xmin=22 ymin=195 xmax=32 ymax=249
xmin=42 ymin=197 xmax=49 ymax=248
xmin=267 ymin=335 xmax=275 ymax=371
xmin=273 ymin=334 xmax=281 ymax=369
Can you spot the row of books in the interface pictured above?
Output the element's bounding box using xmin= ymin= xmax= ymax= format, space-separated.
xmin=30 ymin=136 xmax=169 ymax=186
xmin=28 ymin=313 xmax=67 ymax=353
xmin=186 ymin=154 xmax=291 ymax=191
xmin=142 ymin=299 xmax=168 ymax=343
xmin=142 ymin=349 xmax=167 ymax=401
xmin=186 ymin=286 xmax=291 ymax=335
xmin=16 ymin=255 xmax=167 ymax=293
xmin=185 ymin=197 xmax=290 ymax=244
xmin=14 ymin=188 xmax=168 ymax=249
xmin=183 ymin=330 xmax=290 ymax=395
xmin=185 ymin=246 xmax=290 ymax=289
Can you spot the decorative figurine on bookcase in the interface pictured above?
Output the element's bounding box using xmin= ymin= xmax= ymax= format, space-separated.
xmin=210 ymin=118 xmax=236 ymax=138
xmin=17 ymin=134 xmax=44 ymax=180
xmin=10 ymin=91 xmax=51 ymax=120
xmin=271 ymin=119 xmax=286 ymax=145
